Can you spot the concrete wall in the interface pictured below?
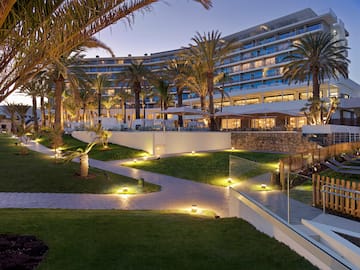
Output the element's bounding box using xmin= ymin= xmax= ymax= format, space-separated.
xmin=231 ymin=131 xmax=317 ymax=153
xmin=229 ymin=188 xmax=353 ymax=270
xmin=72 ymin=131 xmax=231 ymax=155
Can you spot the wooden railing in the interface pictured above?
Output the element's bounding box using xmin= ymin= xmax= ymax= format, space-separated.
xmin=279 ymin=141 xmax=360 ymax=188
xmin=312 ymin=174 xmax=360 ymax=219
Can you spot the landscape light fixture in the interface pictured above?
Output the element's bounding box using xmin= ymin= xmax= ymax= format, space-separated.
xmin=191 ymin=204 xmax=198 ymax=213
xmin=261 ymin=184 xmax=267 ymax=189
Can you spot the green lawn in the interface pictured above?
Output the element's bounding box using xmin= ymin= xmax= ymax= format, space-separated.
xmin=0 ymin=209 xmax=316 ymax=270
xmin=125 ymin=151 xmax=286 ymax=186
xmin=38 ymin=133 xmax=148 ymax=161
xmin=0 ymin=135 xmax=159 ymax=193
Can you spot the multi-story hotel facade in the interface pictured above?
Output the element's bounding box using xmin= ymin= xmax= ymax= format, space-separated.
xmin=79 ymin=8 xmax=360 ymax=130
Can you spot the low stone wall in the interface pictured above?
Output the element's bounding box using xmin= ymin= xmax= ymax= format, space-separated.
xmin=231 ymin=131 xmax=317 ymax=153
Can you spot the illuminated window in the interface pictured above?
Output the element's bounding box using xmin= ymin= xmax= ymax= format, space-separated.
xmin=251 ymin=118 xmax=275 ymax=129
xmin=254 ymin=60 xmax=263 ymax=68
xmin=221 ymin=119 xmax=241 ymax=130
xmin=242 ymin=62 xmax=251 ymax=71
xmin=289 ymin=117 xmax=307 ymax=128
xmin=265 ymin=57 xmax=275 ymax=65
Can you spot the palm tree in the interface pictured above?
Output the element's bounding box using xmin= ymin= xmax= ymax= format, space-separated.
xmin=166 ymin=58 xmax=190 ymax=127
xmin=116 ymin=88 xmax=133 ymax=124
xmin=118 ymin=61 xmax=150 ymax=119
xmin=64 ymin=142 xmax=97 ymax=178
xmin=3 ymin=102 xmax=17 ymax=134
xmin=184 ymin=30 xmax=235 ymax=130
xmin=283 ymin=32 xmax=349 ymax=101
xmin=153 ymin=78 xmax=172 ymax=120
xmin=78 ymin=86 xmax=96 ymax=125
xmin=0 ymin=0 xmax=212 ymax=102
xmin=92 ymin=74 xmax=110 ymax=125
xmin=102 ymin=96 xmax=118 ymax=118
xmin=13 ymin=104 xmax=31 ymax=135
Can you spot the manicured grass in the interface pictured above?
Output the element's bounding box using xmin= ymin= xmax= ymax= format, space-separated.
xmin=0 ymin=135 xmax=159 ymax=193
xmin=0 ymin=209 xmax=316 ymax=270
xmin=125 ymin=151 xmax=286 ymax=186
xmin=38 ymin=133 xmax=148 ymax=161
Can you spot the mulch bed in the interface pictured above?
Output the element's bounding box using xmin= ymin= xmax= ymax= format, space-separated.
xmin=0 ymin=234 xmax=48 ymax=269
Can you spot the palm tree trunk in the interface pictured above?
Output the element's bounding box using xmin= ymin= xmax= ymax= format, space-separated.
xmin=177 ymin=87 xmax=184 ymax=127
xmin=207 ymin=72 xmax=216 ymax=131
xmin=79 ymin=153 xmax=89 ymax=178
xmin=134 ymin=82 xmax=141 ymax=119
xmin=200 ymin=95 xmax=206 ymax=111
xmin=32 ymin=94 xmax=39 ymax=132
xmin=54 ymin=74 xmax=64 ymax=130
xmin=312 ymin=70 xmax=320 ymax=101
xmin=40 ymin=96 xmax=46 ymax=128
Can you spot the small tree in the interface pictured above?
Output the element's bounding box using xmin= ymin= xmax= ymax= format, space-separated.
xmin=64 ymin=142 xmax=97 ymax=178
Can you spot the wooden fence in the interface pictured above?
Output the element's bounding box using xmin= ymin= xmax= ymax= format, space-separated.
xmin=279 ymin=141 xmax=360 ymax=188
xmin=312 ymin=174 xmax=360 ymax=219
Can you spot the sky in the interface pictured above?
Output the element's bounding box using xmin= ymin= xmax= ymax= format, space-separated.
xmin=4 ymin=0 xmax=360 ymax=104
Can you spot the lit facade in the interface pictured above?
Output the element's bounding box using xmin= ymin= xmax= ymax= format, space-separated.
xmin=78 ymin=8 xmax=360 ymax=130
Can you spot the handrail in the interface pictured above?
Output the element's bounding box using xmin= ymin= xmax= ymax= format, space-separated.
xmin=320 ymin=184 xmax=360 ymax=214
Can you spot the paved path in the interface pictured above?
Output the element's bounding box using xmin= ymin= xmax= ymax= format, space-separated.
xmin=1 ymin=139 xmax=358 ymax=232
xmin=0 ymin=141 xmax=229 ymax=217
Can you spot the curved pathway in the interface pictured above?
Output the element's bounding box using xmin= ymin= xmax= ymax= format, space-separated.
xmin=0 ymin=141 xmax=229 ymax=217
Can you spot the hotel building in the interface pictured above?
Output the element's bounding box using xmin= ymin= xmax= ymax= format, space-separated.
xmin=78 ymin=8 xmax=360 ymax=130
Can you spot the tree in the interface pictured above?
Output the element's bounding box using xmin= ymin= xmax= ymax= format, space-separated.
xmin=283 ymin=32 xmax=349 ymax=101
xmin=102 ymin=97 xmax=118 ymax=118
xmin=184 ymin=30 xmax=235 ymax=130
xmin=0 ymin=0 xmax=212 ymax=102
xmin=118 ymin=61 xmax=150 ymax=119
xmin=3 ymin=102 xmax=18 ymax=134
xmin=13 ymin=104 xmax=31 ymax=135
xmin=166 ymin=58 xmax=190 ymax=127
xmin=153 ymin=78 xmax=172 ymax=120
xmin=64 ymin=142 xmax=97 ymax=178
xmin=92 ymin=74 xmax=110 ymax=125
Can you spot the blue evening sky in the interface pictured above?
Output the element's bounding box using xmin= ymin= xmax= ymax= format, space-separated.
xmin=87 ymin=0 xmax=360 ymax=83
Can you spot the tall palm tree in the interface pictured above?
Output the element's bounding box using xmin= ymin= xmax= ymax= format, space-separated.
xmin=184 ymin=30 xmax=235 ymax=130
xmin=13 ymin=104 xmax=31 ymax=134
xmin=0 ymin=0 xmax=212 ymax=102
xmin=166 ymin=58 xmax=190 ymax=127
xmin=153 ymin=78 xmax=172 ymax=120
xmin=283 ymin=32 xmax=349 ymax=101
xmin=78 ymin=86 xmax=96 ymax=125
xmin=118 ymin=61 xmax=150 ymax=119
xmin=92 ymin=74 xmax=110 ymax=125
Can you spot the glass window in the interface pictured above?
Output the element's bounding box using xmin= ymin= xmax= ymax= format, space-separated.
xmin=307 ymin=23 xmax=322 ymax=32
xmin=242 ymin=52 xmax=251 ymax=60
xmin=243 ymin=43 xmax=253 ymax=49
xmin=254 ymin=60 xmax=263 ymax=68
xmin=265 ymin=57 xmax=275 ymax=65
xmin=265 ymin=46 xmax=276 ymax=54
xmin=242 ymin=62 xmax=251 ymax=71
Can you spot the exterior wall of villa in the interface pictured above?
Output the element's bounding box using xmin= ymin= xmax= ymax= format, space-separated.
xmin=231 ymin=131 xmax=317 ymax=153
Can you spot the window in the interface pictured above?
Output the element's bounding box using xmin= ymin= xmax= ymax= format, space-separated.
xmin=242 ymin=52 xmax=251 ymax=60
xmin=265 ymin=46 xmax=276 ymax=54
xmin=307 ymin=23 xmax=322 ymax=32
xmin=254 ymin=60 xmax=263 ymax=68
xmin=242 ymin=62 xmax=251 ymax=71
xmin=265 ymin=57 xmax=275 ymax=65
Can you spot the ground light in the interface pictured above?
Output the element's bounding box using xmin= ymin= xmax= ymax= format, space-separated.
xmin=191 ymin=204 xmax=198 ymax=213
xmin=191 ymin=150 xmax=195 ymax=155
xmin=227 ymin=177 xmax=233 ymax=184
xmin=261 ymin=184 xmax=267 ymax=189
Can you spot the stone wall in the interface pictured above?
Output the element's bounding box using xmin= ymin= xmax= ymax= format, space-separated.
xmin=231 ymin=131 xmax=317 ymax=153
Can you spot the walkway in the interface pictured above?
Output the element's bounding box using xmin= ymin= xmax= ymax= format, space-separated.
xmin=0 ymin=141 xmax=229 ymax=217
